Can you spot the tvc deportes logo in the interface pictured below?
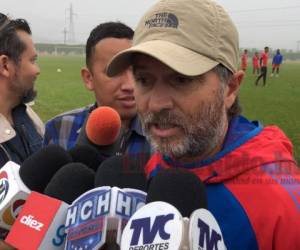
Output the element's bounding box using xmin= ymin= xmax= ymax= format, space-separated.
xmin=20 ymin=214 xmax=44 ymax=231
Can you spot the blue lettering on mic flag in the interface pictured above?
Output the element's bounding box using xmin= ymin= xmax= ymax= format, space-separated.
xmin=130 ymin=214 xmax=174 ymax=246
xmin=198 ymin=218 xmax=222 ymax=250
xmin=65 ymin=188 xmax=111 ymax=250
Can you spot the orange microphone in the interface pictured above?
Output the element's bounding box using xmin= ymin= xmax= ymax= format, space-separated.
xmin=85 ymin=106 xmax=121 ymax=146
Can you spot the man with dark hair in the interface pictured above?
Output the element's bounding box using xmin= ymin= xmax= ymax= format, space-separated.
xmin=255 ymin=46 xmax=269 ymax=86
xmin=0 ymin=13 xmax=43 ymax=247
xmin=107 ymin=0 xmax=300 ymax=249
xmin=0 ymin=14 xmax=44 ymax=167
xmin=44 ymin=22 xmax=151 ymax=159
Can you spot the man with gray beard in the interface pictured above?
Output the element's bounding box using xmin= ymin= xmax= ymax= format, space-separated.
xmin=0 ymin=14 xmax=44 ymax=167
xmin=107 ymin=0 xmax=300 ymax=249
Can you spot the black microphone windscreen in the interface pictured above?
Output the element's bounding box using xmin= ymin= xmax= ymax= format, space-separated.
xmin=69 ymin=144 xmax=106 ymax=172
xmin=99 ymin=242 xmax=120 ymax=250
xmin=44 ymin=162 xmax=95 ymax=204
xmin=94 ymin=155 xmax=147 ymax=191
xmin=146 ymin=168 xmax=207 ymax=217
xmin=20 ymin=144 xmax=72 ymax=192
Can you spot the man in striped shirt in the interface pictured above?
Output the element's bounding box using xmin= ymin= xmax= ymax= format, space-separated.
xmin=44 ymin=22 xmax=152 ymax=160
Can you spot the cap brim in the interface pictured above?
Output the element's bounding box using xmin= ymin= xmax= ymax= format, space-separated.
xmin=106 ymin=40 xmax=218 ymax=77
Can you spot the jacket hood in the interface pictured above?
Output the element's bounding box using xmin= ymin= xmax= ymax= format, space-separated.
xmin=145 ymin=122 xmax=296 ymax=184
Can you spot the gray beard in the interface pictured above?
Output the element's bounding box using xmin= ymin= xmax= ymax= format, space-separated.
xmin=140 ymin=92 xmax=226 ymax=160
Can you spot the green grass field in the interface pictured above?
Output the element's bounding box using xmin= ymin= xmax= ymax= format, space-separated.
xmin=34 ymin=55 xmax=300 ymax=163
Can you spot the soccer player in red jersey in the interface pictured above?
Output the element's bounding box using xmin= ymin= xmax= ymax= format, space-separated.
xmin=252 ymin=52 xmax=260 ymax=75
xmin=240 ymin=49 xmax=248 ymax=72
xmin=255 ymin=46 xmax=269 ymax=86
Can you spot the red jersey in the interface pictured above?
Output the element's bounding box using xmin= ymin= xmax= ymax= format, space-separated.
xmin=260 ymin=52 xmax=268 ymax=67
xmin=252 ymin=55 xmax=259 ymax=68
xmin=241 ymin=54 xmax=247 ymax=69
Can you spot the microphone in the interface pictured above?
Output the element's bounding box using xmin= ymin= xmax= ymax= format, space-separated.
xmin=189 ymin=208 xmax=226 ymax=250
xmin=121 ymin=201 xmax=186 ymax=250
xmin=121 ymin=168 xmax=227 ymax=250
xmin=0 ymin=162 xmax=29 ymax=232
xmin=5 ymin=163 xmax=95 ymax=250
xmin=44 ymin=162 xmax=95 ymax=204
xmin=69 ymin=144 xmax=106 ymax=172
xmin=64 ymin=155 xmax=148 ymax=249
xmin=0 ymin=145 xmax=72 ymax=230
xmin=76 ymin=106 xmax=123 ymax=158
xmin=146 ymin=168 xmax=207 ymax=217
xmin=5 ymin=191 xmax=69 ymax=250
xmin=94 ymin=155 xmax=147 ymax=191
xmin=20 ymin=144 xmax=73 ymax=193
xmin=86 ymin=106 xmax=121 ymax=146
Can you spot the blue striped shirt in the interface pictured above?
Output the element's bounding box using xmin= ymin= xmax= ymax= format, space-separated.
xmin=44 ymin=104 xmax=153 ymax=160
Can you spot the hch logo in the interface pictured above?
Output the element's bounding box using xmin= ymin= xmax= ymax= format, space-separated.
xmin=116 ymin=190 xmax=145 ymax=218
xmin=20 ymin=215 xmax=44 ymax=231
xmin=198 ymin=218 xmax=222 ymax=250
xmin=65 ymin=189 xmax=111 ymax=228
xmin=130 ymin=213 xmax=174 ymax=246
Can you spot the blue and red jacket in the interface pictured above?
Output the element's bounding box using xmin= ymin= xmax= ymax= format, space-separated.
xmin=145 ymin=115 xmax=300 ymax=250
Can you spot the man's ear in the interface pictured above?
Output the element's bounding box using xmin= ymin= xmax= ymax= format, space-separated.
xmin=224 ymin=70 xmax=244 ymax=110
xmin=0 ymin=55 xmax=12 ymax=78
xmin=81 ymin=67 xmax=94 ymax=91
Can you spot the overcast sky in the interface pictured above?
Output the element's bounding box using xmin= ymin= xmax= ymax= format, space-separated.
xmin=2 ymin=0 xmax=300 ymax=51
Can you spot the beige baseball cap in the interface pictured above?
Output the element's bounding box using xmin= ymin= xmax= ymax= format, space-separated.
xmin=107 ymin=0 xmax=239 ymax=77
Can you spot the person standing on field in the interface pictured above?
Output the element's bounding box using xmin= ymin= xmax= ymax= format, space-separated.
xmin=252 ymin=52 xmax=260 ymax=75
xmin=255 ymin=46 xmax=269 ymax=86
xmin=240 ymin=49 xmax=248 ymax=72
xmin=271 ymin=49 xmax=283 ymax=77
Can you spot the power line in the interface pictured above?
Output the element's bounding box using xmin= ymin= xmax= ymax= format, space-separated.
xmin=237 ymin=23 xmax=300 ymax=28
xmin=230 ymin=5 xmax=300 ymax=13
xmin=237 ymin=19 xmax=300 ymax=24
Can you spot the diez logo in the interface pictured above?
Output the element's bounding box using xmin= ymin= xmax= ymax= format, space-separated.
xmin=0 ymin=172 xmax=9 ymax=203
xmin=130 ymin=213 xmax=174 ymax=245
xmin=20 ymin=215 xmax=44 ymax=231
xmin=198 ymin=218 xmax=222 ymax=250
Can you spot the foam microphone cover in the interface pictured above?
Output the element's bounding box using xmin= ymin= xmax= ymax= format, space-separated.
xmin=99 ymin=242 xmax=120 ymax=250
xmin=146 ymin=168 xmax=207 ymax=217
xmin=94 ymin=155 xmax=147 ymax=191
xmin=86 ymin=106 xmax=121 ymax=145
xmin=19 ymin=144 xmax=72 ymax=192
xmin=44 ymin=162 xmax=95 ymax=204
xmin=69 ymin=144 xmax=106 ymax=171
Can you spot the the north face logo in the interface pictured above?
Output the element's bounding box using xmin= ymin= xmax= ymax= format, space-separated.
xmin=145 ymin=12 xmax=178 ymax=28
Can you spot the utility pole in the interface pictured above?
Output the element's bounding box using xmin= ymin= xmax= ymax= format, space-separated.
xmin=297 ymin=41 xmax=300 ymax=52
xmin=65 ymin=3 xmax=76 ymax=44
xmin=62 ymin=27 xmax=67 ymax=44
